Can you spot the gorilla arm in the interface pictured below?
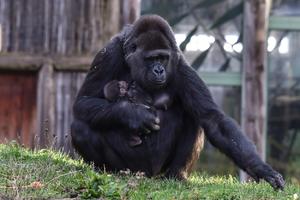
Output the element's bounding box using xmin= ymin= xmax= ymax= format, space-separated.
xmin=73 ymin=35 xmax=126 ymax=128
xmin=176 ymin=57 xmax=285 ymax=190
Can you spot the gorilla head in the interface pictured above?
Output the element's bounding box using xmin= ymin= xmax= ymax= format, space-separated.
xmin=123 ymin=15 xmax=180 ymax=91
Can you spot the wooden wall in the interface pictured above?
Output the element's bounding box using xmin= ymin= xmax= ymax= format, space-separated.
xmin=0 ymin=0 xmax=140 ymax=153
xmin=0 ymin=0 xmax=120 ymax=55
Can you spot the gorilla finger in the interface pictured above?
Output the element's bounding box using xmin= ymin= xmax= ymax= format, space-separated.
xmin=143 ymin=121 xmax=160 ymax=131
xmin=265 ymin=172 xmax=285 ymax=190
xmin=144 ymin=112 xmax=159 ymax=124
xmin=141 ymin=127 xmax=151 ymax=134
xmin=154 ymin=124 xmax=160 ymax=130
xmin=155 ymin=117 xmax=160 ymax=124
xmin=277 ymin=176 xmax=285 ymax=190
xmin=265 ymin=175 xmax=284 ymax=190
xmin=273 ymin=174 xmax=285 ymax=190
xmin=150 ymin=123 xmax=160 ymax=131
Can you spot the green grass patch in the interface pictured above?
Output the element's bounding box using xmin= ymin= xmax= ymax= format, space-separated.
xmin=0 ymin=142 xmax=299 ymax=199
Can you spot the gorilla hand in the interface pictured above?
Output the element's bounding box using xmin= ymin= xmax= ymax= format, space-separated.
xmin=116 ymin=101 xmax=160 ymax=133
xmin=246 ymin=163 xmax=285 ymax=190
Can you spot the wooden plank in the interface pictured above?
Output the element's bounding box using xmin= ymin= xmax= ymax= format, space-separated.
xmin=36 ymin=63 xmax=55 ymax=148
xmin=54 ymin=56 xmax=93 ymax=71
xmin=0 ymin=54 xmax=46 ymax=70
xmin=0 ymin=54 xmax=93 ymax=71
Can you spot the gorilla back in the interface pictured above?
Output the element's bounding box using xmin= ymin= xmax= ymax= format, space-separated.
xmin=71 ymin=15 xmax=284 ymax=190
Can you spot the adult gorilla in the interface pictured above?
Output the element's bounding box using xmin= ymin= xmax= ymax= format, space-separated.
xmin=71 ymin=15 xmax=284 ymax=190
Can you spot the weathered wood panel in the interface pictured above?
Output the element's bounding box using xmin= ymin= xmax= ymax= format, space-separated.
xmin=0 ymin=72 xmax=37 ymax=147
xmin=54 ymin=71 xmax=86 ymax=153
xmin=36 ymin=64 xmax=54 ymax=148
xmin=121 ymin=0 xmax=140 ymax=25
xmin=0 ymin=0 xmax=120 ymax=55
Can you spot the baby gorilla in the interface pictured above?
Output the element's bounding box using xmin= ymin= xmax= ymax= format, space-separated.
xmin=103 ymin=80 xmax=171 ymax=147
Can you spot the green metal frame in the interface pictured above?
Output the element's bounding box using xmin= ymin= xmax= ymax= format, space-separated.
xmin=199 ymin=72 xmax=241 ymax=86
xmin=269 ymin=16 xmax=300 ymax=31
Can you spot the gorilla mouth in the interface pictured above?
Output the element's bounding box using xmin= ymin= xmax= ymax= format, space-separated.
xmin=152 ymin=79 xmax=166 ymax=86
xmin=147 ymin=73 xmax=166 ymax=86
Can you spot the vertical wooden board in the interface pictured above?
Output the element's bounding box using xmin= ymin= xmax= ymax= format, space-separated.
xmin=36 ymin=64 xmax=55 ymax=148
xmin=0 ymin=72 xmax=37 ymax=147
xmin=54 ymin=71 xmax=85 ymax=154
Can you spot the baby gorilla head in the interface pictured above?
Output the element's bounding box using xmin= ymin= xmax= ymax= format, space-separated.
xmin=103 ymin=80 xmax=128 ymax=102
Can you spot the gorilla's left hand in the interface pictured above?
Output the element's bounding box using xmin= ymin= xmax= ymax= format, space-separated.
xmin=246 ymin=164 xmax=285 ymax=190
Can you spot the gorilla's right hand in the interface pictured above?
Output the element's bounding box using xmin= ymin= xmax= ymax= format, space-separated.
xmin=116 ymin=101 xmax=160 ymax=133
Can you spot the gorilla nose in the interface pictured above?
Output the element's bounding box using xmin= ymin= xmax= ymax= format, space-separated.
xmin=153 ymin=65 xmax=165 ymax=77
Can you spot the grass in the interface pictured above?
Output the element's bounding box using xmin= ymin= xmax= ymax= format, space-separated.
xmin=0 ymin=143 xmax=299 ymax=199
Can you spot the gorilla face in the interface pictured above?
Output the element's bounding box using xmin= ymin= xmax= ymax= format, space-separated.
xmin=124 ymin=30 xmax=178 ymax=91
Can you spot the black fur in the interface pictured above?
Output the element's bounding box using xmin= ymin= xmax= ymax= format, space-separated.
xmin=71 ymin=15 xmax=284 ymax=190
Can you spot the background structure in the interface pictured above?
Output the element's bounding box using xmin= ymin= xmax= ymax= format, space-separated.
xmin=0 ymin=0 xmax=139 ymax=153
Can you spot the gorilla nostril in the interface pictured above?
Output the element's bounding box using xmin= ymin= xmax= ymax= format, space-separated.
xmin=153 ymin=65 xmax=165 ymax=76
